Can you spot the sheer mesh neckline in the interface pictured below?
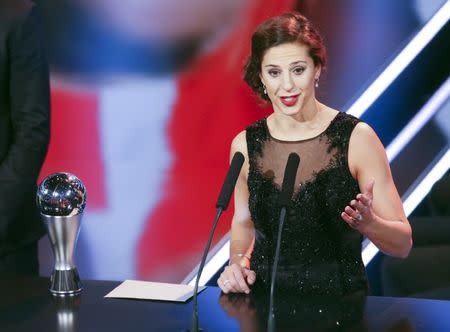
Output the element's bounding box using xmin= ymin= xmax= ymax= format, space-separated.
xmin=263 ymin=112 xmax=342 ymax=143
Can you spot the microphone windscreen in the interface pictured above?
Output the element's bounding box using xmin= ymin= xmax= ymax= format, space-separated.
xmin=216 ymin=152 xmax=245 ymax=210
xmin=278 ymin=153 xmax=300 ymax=207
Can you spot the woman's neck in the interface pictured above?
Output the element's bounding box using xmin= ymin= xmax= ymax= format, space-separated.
xmin=271 ymin=100 xmax=325 ymax=131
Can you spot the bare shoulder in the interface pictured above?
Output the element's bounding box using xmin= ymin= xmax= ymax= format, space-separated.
xmin=351 ymin=122 xmax=383 ymax=147
xmin=231 ymin=130 xmax=248 ymax=156
xmin=230 ymin=130 xmax=250 ymax=179
xmin=348 ymin=121 xmax=389 ymax=177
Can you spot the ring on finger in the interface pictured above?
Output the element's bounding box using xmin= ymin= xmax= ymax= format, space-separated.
xmin=223 ymin=279 xmax=231 ymax=286
xmin=354 ymin=214 xmax=363 ymax=222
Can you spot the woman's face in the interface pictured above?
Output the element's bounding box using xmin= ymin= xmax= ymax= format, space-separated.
xmin=260 ymin=42 xmax=320 ymax=116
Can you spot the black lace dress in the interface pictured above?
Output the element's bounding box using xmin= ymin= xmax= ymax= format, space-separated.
xmin=246 ymin=112 xmax=368 ymax=296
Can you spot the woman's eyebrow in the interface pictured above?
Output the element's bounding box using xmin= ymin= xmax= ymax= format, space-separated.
xmin=264 ymin=60 xmax=307 ymax=68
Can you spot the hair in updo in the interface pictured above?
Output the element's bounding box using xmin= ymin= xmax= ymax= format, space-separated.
xmin=244 ymin=12 xmax=327 ymax=101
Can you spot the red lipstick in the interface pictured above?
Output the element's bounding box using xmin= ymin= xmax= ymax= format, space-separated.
xmin=280 ymin=94 xmax=300 ymax=107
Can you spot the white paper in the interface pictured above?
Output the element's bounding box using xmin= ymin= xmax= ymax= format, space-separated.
xmin=104 ymin=280 xmax=207 ymax=302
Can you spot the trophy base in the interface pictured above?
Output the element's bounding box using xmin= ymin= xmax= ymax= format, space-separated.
xmin=50 ymin=269 xmax=83 ymax=296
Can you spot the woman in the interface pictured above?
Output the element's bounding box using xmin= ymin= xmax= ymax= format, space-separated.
xmin=217 ymin=12 xmax=412 ymax=296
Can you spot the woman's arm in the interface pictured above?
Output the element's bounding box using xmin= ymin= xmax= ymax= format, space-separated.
xmin=218 ymin=131 xmax=256 ymax=293
xmin=343 ymin=122 xmax=413 ymax=258
xmin=230 ymin=131 xmax=255 ymax=267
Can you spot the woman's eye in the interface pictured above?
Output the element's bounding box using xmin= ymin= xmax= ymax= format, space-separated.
xmin=293 ymin=67 xmax=305 ymax=75
xmin=268 ymin=70 xmax=280 ymax=77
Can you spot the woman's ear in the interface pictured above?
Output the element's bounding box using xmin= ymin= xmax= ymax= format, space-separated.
xmin=314 ymin=65 xmax=322 ymax=81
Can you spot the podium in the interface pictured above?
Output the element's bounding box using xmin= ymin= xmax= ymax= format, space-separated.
xmin=1 ymin=277 xmax=450 ymax=331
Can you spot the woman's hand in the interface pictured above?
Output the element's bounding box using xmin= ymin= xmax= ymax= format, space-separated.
xmin=217 ymin=263 xmax=256 ymax=294
xmin=341 ymin=179 xmax=376 ymax=231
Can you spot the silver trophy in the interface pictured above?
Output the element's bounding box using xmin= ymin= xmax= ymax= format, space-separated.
xmin=37 ymin=172 xmax=87 ymax=296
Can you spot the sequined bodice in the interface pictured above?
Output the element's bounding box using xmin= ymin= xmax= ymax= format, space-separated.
xmin=246 ymin=112 xmax=367 ymax=296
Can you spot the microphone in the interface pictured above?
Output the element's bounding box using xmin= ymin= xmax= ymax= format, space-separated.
xmin=216 ymin=152 xmax=245 ymax=209
xmin=190 ymin=152 xmax=245 ymax=331
xmin=278 ymin=153 xmax=300 ymax=207
xmin=268 ymin=152 xmax=300 ymax=332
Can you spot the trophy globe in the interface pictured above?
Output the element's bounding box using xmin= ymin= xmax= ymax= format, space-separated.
xmin=37 ymin=172 xmax=87 ymax=296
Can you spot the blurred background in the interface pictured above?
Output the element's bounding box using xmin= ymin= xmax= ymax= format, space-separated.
xmin=35 ymin=0 xmax=450 ymax=298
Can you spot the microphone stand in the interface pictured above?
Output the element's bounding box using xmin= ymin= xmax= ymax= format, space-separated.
xmin=267 ymin=206 xmax=287 ymax=332
xmin=266 ymin=152 xmax=299 ymax=332
xmin=187 ymin=151 xmax=243 ymax=331
xmin=190 ymin=207 xmax=223 ymax=332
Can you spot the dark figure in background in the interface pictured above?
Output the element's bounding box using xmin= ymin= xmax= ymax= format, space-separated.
xmin=0 ymin=0 xmax=50 ymax=276
xmin=382 ymin=171 xmax=450 ymax=299
xmin=218 ymin=12 xmax=413 ymax=296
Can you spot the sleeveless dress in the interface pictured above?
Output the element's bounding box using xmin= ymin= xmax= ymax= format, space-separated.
xmin=246 ymin=112 xmax=368 ymax=296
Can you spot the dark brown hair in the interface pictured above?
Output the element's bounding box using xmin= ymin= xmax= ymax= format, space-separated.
xmin=244 ymin=12 xmax=327 ymax=101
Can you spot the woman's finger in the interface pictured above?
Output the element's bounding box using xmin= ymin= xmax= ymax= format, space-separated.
xmin=357 ymin=194 xmax=372 ymax=206
xmin=230 ymin=264 xmax=250 ymax=294
xmin=218 ymin=272 xmax=232 ymax=293
xmin=218 ymin=274 xmax=230 ymax=293
xmin=224 ymin=265 xmax=243 ymax=293
xmin=344 ymin=205 xmax=358 ymax=217
xmin=341 ymin=212 xmax=359 ymax=229
xmin=244 ymin=268 xmax=256 ymax=285
xmin=231 ymin=267 xmax=250 ymax=293
xmin=365 ymin=179 xmax=375 ymax=198
xmin=351 ymin=199 xmax=366 ymax=214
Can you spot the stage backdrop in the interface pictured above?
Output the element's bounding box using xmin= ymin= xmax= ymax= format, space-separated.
xmin=36 ymin=0 xmax=438 ymax=282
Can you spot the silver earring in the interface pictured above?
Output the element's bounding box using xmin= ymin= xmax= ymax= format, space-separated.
xmin=263 ymin=85 xmax=267 ymax=95
xmin=315 ymin=78 xmax=319 ymax=88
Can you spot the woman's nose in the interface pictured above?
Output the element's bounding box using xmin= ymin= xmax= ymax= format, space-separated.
xmin=281 ymin=73 xmax=295 ymax=91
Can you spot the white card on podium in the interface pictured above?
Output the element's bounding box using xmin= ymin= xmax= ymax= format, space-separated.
xmin=104 ymin=280 xmax=207 ymax=302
